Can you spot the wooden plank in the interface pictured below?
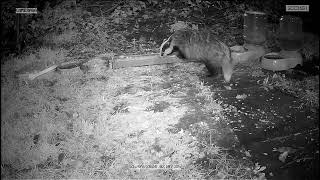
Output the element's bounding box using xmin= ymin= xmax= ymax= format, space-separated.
xmin=112 ymin=54 xmax=195 ymax=69
xmin=112 ymin=46 xmax=267 ymax=70
xmin=58 ymin=59 xmax=89 ymax=69
xmin=17 ymin=65 xmax=58 ymax=80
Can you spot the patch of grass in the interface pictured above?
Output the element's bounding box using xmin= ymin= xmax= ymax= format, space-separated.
xmin=262 ymin=74 xmax=319 ymax=109
xmin=301 ymin=33 xmax=319 ymax=62
xmin=1 ymin=52 xmax=260 ymax=179
xmin=1 ymin=47 xmax=66 ymax=77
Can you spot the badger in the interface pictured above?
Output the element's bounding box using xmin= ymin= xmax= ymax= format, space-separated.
xmin=160 ymin=29 xmax=234 ymax=82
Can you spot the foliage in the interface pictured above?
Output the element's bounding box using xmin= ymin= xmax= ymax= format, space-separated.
xmin=110 ymin=0 xmax=147 ymax=24
xmin=1 ymin=1 xmax=16 ymax=30
xmin=1 ymin=0 xmax=288 ymax=56
xmin=301 ymin=33 xmax=319 ymax=62
xmin=29 ymin=1 xmax=88 ymax=40
xmin=262 ymin=74 xmax=319 ymax=109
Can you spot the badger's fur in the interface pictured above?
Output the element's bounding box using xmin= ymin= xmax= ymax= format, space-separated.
xmin=160 ymin=29 xmax=234 ymax=82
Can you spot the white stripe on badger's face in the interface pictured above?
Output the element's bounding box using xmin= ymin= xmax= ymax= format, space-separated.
xmin=159 ymin=34 xmax=174 ymax=56
xmin=163 ymin=46 xmax=174 ymax=56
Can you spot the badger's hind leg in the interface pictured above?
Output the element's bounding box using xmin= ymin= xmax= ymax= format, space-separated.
xmin=205 ymin=61 xmax=233 ymax=82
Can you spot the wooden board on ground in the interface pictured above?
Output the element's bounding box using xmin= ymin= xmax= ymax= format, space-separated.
xmin=112 ymin=47 xmax=267 ymax=70
xmin=111 ymin=54 xmax=197 ymax=69
xmin=17 ymin=60 xmax=89 ymax=80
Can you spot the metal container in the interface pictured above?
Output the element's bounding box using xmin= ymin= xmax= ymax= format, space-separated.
xmin=278 ymin=15 xmax=303 ymax=51
xmin=243 ymin=11 xmax=267 ymax=45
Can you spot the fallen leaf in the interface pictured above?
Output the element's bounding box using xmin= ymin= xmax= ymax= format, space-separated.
xmin=279 ymin=151 xmax=289 ymax=163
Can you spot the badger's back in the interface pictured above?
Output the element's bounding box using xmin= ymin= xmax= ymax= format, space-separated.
xmin=161 ymin=29 xmax=234 ymax=82
xmin=170 ymin=29 xmax=232 ymax=66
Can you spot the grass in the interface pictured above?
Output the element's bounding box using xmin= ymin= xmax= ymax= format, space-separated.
xmin=1 ymin=46 xmax=261 ymax=179
xmin=262 ymin=73 xmax=319 ymax=110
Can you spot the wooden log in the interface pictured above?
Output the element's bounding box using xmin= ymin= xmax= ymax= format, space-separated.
xmin=17 ymin=65 xmax=58 ymax=80
xmin=112 ymin=54 xmax=197 ymax=69
xmin=16 ymin=53 xmax=202 ymax=80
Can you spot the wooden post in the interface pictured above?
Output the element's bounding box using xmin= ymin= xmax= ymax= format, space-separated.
xmin=15 ymin=1 xmax=29 ymax=54
xmin=15 ymin=13 xmax=21 ymax=53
